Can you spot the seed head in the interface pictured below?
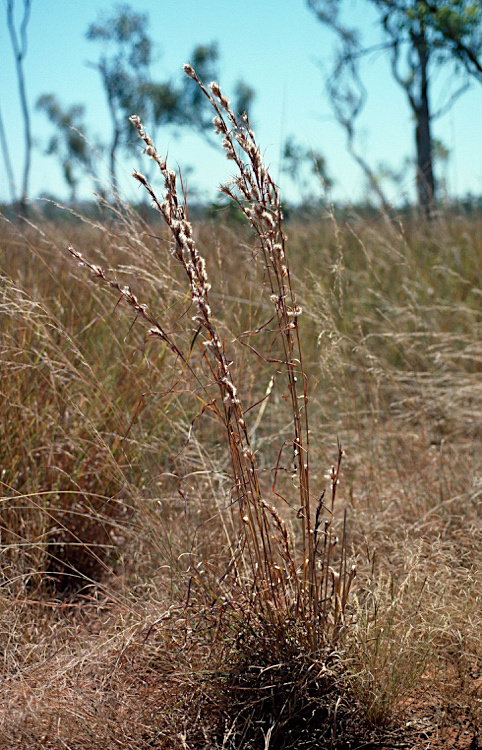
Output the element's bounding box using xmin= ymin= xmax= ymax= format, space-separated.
xmin=209 ymin=81 xmax=222 ymax=97
xmin=183 ymin=64 xmax=196 ymax=79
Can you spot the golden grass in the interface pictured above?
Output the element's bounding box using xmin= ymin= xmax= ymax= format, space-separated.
xmin=0 ymin=74 xmax=480 ymax=748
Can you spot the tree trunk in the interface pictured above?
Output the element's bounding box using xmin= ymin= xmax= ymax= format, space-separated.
xmin=16 ymin=47 xmax=32 ymax=212
xmin=7 ymin=0 xmax=32 ymax=215
xmin=103 ymin=76 xmax=120 ymax=194
xmin=347 ymin=138 xmax=391 ymax=213
xmin=110 ymin=126 xmax=120 ymax=194
xmin=0 ymin=103 xmax=17 ymax=204
xmin=412 ymin=27 xmax=435 ymax=217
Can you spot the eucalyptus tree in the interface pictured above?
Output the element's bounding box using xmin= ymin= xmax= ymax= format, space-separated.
xmin=0 ymin=104 xmax=17 ymax=204
xmin=281 ymin=135 xmax=332 ymax=203
xmin=86 ymin=4 xmax=155 ymax=190
xmin=36 ymin=94 xmax=92 ymax=202
xmin=3 ymin=1 xmax=255 ymax=206
xmin=6 ymin=0 xmax=32 ymax=211
xmin=86 ymin=5 xmax=254 ymax=195
xmin=308 ymin=0 xmax=482 ymax=215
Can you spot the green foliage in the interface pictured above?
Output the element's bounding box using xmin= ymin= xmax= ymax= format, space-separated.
xmin=388 ymin=0 xmax=481 ymax=41
xmin=86 ymin=3 xmax=152 ymax=68
xmin=86 ymin=3 xmax=156 ymax=174
xmin=233 ymin=80 xmax=255 ymax=117
xmin=374 ymin=0 xmax=482 ymax=68
xmin=281 ymin=135 xmax=332 ymax=202
xmin=181 ymin=43 xmax=219 ymax=125
xmin=142 ymin=81 xmax=180 ymax=126
xmin=308 ymin=0 xmax=481 ymax=212
xmin=36 ymin=94 xmax=91 ymax=200
xmin=176 ymin=45 xmax=255 ymax=131
xmin=85 ymin=5 xmax=253 ymax=189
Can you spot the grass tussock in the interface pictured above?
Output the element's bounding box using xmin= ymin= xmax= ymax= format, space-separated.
xmin=0 ymin=67 xmax=481 ymax=749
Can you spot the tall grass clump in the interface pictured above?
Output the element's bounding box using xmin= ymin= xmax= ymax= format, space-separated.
xmin=4 ymin=66 xmax=478 ymax=749
xmin=66 ymin=67 xmax=357 ymax=746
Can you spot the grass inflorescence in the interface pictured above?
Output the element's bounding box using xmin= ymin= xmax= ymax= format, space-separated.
xmin=0 ymin=66 xmax=480 ymax=749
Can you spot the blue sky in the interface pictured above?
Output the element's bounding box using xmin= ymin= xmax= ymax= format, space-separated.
xmin=1 ymin=0 xmax=481 ymax=205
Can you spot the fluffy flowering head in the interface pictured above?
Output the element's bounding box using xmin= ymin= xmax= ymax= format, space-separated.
xmin=209 ymin=81 xmax=222 ymax=97
xmin=212 ymin=116 xmax=225 ymax=134
xmin=183 ymin=63 xmax=196 ymax=79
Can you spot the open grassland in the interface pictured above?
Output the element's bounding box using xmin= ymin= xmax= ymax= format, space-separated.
xmin=1 ymin=199 xmax=480 ymax=748
xmin=1 ymin=79 xmax=481 ymax=746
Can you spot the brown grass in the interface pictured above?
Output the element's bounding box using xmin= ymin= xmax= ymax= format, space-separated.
xmin=0 ymin=69 xmax=480 ymax=748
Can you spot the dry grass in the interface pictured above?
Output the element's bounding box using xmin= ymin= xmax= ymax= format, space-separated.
xmin=0 ymin=69 xmax=480 ymax=748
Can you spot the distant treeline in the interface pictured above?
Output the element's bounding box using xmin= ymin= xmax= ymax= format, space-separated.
xmin=2 ymin=194 xmax=482 ymax=226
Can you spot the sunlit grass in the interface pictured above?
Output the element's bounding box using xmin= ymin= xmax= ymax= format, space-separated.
xmin=0 ymin=105 xmax=480 ymax=747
